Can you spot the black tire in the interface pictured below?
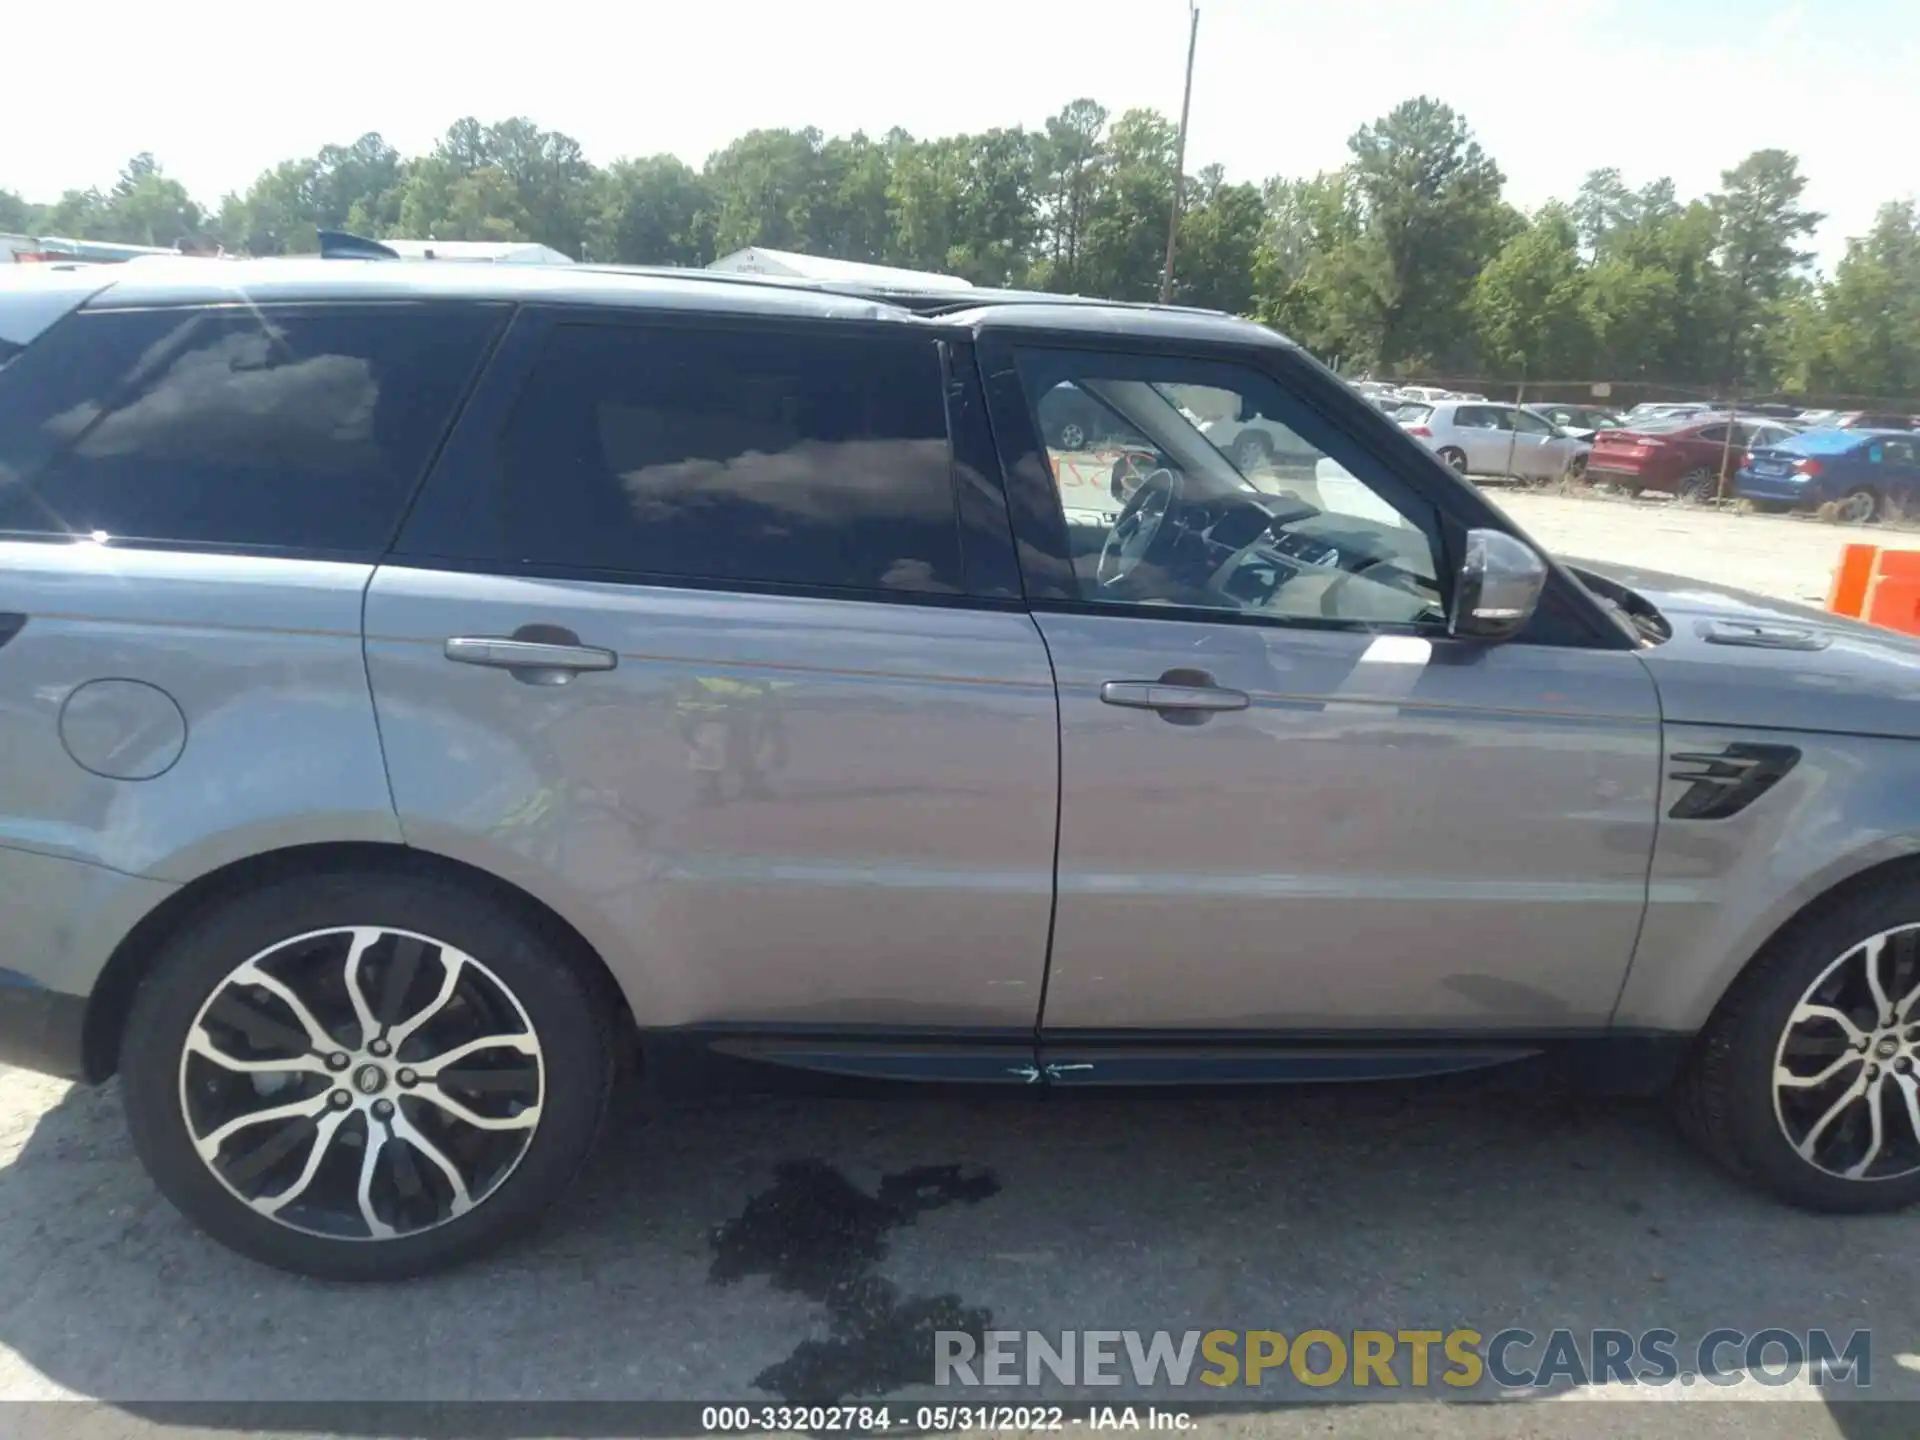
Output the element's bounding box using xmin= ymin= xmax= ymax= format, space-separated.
xmin=1563 ymin=453 xmax=1588 ymax=483
xmin=1230 ymin=431 xmax=1274 ymax=470
xmin=1050 ymin=418 xmax=1089 ymax=451
xmin=1839 ymin=487 xmax=1880 ymax=525
xmin=121 ymin=868 xmax=616 ymax=1279
xmin=1437 ymin=446 xmax=1468 ymax=475
xmin=1676 ymin=879 xmax=1920 ymax=1213
xmin=1678 ymin=467 xmax=1719 ymax=503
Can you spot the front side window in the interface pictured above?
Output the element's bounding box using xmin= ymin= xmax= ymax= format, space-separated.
xmin=484 ymin=323 xmax=961 ymax=595
xmin=0 ymin=304 xmax=501 ymax=552
xmin=1014 ymin=348 xmax=1443 ymax=628
xmin=1512 ymin=410 xmax=1555 ymax=435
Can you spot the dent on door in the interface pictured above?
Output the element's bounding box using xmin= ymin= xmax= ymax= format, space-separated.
xmin=1033 ymin=612 xmax=1664 ymax=1033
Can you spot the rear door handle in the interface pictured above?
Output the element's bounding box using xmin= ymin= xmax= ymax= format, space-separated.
xmin=444 ymin=636 xmax=617 ymax=677
xmin=1100 ymin=680 xmax=1249 ymax=713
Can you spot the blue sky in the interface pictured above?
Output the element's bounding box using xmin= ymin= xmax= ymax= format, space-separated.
xmin=2 ymin=0 xmax=1910 ymax=270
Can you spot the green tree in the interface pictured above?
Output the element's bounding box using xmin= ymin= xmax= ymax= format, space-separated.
xmin=591 ymin=155 xmax=713 ymax=266
xmin=400 ymin=164 xmax=532 ymax=243
xmin=1800 ymin=201 xmax=1920 ymax=400
xmin=1472 ymin=205 xmax=1594 ymax=378
xmin=1345 ymin=98 xmax=1519 ymax=369
xmin=395 ymin=118 xmax=592 ymax=254
xmin=703 ymin=127 xmax=832 ymax=254
xmin=1711 ymin=148 xmax=1821 ymax=388
xmin=31 ymin=189 xmax=107 ymax=238
xmin=810 ymin=132 xmax=896 ymax=264
xmin=218 ymin=155 xmax=333 ymax=255
xmin=1033 ymin=99 xmax=1109 ymax=290
xmin=0 ymin=189 xmax=34 ymax=232
xmin=1078 ymin=108 xmax=1178 ymax=301
xmin=1173 ymin=166 xmax=1264 ymax=314
xmin=1251 ymin=171 xmax=1385 ymax=366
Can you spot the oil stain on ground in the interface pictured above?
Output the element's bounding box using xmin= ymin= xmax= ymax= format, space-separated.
xmin=710 ymin=1158 xmax=1001 ymax=1402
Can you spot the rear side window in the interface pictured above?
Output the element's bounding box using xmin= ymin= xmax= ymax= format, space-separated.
xmin=0 ymin=303 xmax=501 ymax=553
xmin=472 ymin=322 xmax=961 ymax=595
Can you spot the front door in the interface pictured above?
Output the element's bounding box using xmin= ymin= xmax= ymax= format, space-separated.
xmin=981 ymin=340 xmax=1662 ymax=1038
xmin=366 ymin=314 xmax=1059 ymax=1042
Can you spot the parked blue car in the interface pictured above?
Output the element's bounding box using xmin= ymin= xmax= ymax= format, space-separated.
xmin=1737 ymin=428 xmax=1920 ymax=523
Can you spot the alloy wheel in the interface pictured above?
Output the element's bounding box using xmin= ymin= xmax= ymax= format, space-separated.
xmin=1839 ymin=489 xmax=1878 ymax=525
xmin=1772 ymin=924 xmax=1920 ymax=1182
xmin=1058 ymin=421 xmax=1087 ymax=451
xmin=177 ymin=926 xmax=544 ymax=1241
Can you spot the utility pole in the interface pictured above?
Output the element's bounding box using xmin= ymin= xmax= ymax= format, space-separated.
xmin=1158 ymin=2 xmax=1200 ymax=304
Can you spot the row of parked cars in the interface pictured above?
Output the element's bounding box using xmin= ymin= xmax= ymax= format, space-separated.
xmin=1357 ymin=384 xmax=1920 ymax=524
xmin=1579 ymin=402 xmax=1920 ymax=523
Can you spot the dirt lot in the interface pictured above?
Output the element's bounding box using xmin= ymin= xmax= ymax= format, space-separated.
xmin=3 ymin=493 xmax=1917 ymax=1438
xmin=1492 ymin=489 xmax=1879 ymax=607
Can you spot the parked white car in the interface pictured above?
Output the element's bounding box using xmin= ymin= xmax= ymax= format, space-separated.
xmin=1395 ymin=399 xmax=1592 ymax=483
xmin=1198 ymin=408 xmax=1323 ymax=472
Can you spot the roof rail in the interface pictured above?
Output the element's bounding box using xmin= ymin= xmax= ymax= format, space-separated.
xmin=316 ymin=230 xmax=400 ymax=261
xmin=568 ymin=262 xmax=1225 ymax=319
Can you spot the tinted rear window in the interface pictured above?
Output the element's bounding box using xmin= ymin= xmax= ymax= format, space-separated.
xmin=0 ymin=303 xmax=501 ymax=552
xmin=454 ymin=322 xmax=961 ymax=595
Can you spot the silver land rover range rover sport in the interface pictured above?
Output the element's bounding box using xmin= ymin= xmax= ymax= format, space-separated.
xmin=5 ymin=257 xmax=1920 ymax=1279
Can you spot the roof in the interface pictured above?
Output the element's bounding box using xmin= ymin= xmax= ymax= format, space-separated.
xmin=79 ymin=256 xmax=925 ymax=323
xmin=379 ymin=239 xmax=575 ymax=265
xmin=61 ymin=254 xmax=1286 ymax=348
xmin=709 ymin=247 xmax=973 ymax=291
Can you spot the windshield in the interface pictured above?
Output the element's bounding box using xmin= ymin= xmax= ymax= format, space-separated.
xmin=1392 ymin=402 xmax=1434 ymax=423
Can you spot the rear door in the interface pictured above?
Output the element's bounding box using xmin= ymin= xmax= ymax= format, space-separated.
xmin=364 ymin=310 xmax=1059 ymax=1050
xmin=0 ymin=292 xmax=502 ymax=885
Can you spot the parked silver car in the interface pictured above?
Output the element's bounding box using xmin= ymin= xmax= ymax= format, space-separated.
xmin=8 ymin=260 xmax=1920 ymax=1280
xmin=1395 ymin=399 xmax=1592 ymax=482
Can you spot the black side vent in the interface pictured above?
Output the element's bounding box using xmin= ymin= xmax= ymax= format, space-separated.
xmin=1668 ymin=743 xmax=1801 ymax=820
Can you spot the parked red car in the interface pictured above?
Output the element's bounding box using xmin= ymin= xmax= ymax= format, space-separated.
xmin=1586 ymin=414 xmax=1799 ymax=500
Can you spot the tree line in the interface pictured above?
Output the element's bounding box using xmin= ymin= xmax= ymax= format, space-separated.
xmin=5 ymin=98 xmax=1917 ymax=404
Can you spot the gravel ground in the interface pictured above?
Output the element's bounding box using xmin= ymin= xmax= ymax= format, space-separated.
xmin=4 ymin=492 xmax=1917 ymax=1438
xmin=1491 ymin=489 xmax=1882 ymax=607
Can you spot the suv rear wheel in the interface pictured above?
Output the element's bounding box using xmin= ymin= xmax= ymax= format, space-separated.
xmin=1678 ymin=882 xmax=1920 ymax=1212
xmin=120 ymin=869 xmax=615 ymax=1279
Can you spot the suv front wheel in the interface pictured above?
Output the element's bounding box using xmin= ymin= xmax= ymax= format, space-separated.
xmin=1679 ymin=882 xmax=1920 ymax=1212
xmin=121 ymin=868 xmax=615 ymax=1279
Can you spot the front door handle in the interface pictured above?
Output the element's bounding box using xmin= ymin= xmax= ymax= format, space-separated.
xmin=444 ymin=635 xmax=617 ymax=683
xmin=1100 ymin=680 xmax=1249 ymax=713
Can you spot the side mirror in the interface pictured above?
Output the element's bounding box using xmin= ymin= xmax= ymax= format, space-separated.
xmin=1450 ymin=529 xmax=1547 ymax=641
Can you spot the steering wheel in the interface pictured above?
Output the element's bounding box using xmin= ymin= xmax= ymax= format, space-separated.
xmin=1096 ymin=468 xmax=1182 ymax=590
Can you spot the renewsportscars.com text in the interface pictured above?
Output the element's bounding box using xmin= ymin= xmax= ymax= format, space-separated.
xmin=934 ymin=1327 xmax=1872 ymax=1390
